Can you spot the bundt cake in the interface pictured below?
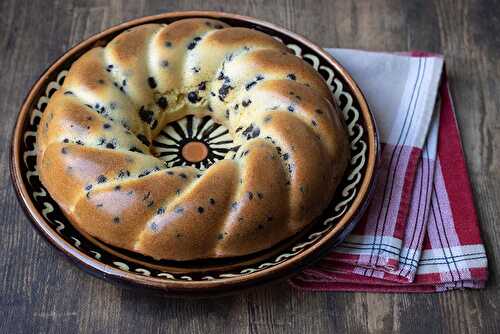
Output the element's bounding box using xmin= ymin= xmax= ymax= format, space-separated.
xmin=36 ymin=18 xmax=350 ymax=261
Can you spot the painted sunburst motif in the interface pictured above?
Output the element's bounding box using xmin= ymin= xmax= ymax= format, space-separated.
xmin=152 ymin=115 xmax=235 ymax=170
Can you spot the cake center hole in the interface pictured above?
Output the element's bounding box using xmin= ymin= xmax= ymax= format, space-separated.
xmin=181 ymin=141 xmax=208 ymax=162
xmin=151 ymin=115 xmax=235 ymax=170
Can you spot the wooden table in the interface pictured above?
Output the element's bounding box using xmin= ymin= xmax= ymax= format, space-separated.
xmin=1 ymin=1 xmax=498 ymax=333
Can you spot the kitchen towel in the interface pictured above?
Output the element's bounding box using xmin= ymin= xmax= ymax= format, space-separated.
xmin=289 ymin=49 xmax=488 ymax=292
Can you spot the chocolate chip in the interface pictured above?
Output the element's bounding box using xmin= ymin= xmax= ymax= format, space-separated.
xmin=157 ymin=207 xmax=165 ymax=215
xmin=96 ymin=175 xmax=107 ymax=183
xmin=187 ymin=36 xmax=202 ymax=50
xmin=103 ymin=123 xmax=111 ymax=129
xmin=287 ymin=73 xmax=296 ymax=80
xmin=165 ymin=41 xmax=172 ymax=48
xmin=197 ymin=206 xmax=204 ymax=214
xmin=112 ymin=217 xmax=120 ymax=224
xmin=209 ymin=198 xmax=215 ymax=205
xmin=242 ymin=99 xmax=252 ymax=107
xmin=198 ymin=81 xmax=206 ymax=91
xmin=147 ymin=77 xmax=157 ymax=89
xmin=156 ymin=97 xmax=168 ymax=109
xmin=118 ymin=170 xmax=130 ymax=178
xmin=242 ymin=123 xmax=260 ymax=139
xmin=85 ymin=184 xmax=92 ymax=191
xmin=139 ymin=106 xmax=154 ymax=124
xmin=106 ymin=142 xmax=116 ymax=149
xmin=187 ymin=91 xmax=200 ymax=103
xmin=151 ymin=119 xmax=158 ymax=129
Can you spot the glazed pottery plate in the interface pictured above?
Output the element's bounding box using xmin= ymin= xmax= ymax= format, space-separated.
xmin=11 ymin=11 xmax=379 ymax=296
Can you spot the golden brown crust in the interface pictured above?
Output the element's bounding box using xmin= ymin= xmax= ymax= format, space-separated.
xmin=36 ymin=18 xmax=350 ymax=260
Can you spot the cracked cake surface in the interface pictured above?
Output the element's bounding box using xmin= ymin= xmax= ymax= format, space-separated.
xmin=36 ymin=18 xmax=350 ymax=260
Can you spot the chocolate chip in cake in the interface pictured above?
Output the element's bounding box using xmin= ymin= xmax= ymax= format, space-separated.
xmin=85 ymin=184 xmax=92 ymax=191
xmin=242 ymin=99 xmax=252 ymax=107
xmin=311 ymin=119 xmax=318 ymax=127
xmin=218 ymin=83 xmax=233 ymax=101
xmin=157 ymin=207 xmax=165 ymax=215
xmin=187 ymin=37 xmax=202 ymax=50
xmin=63 ymin=138 xmax=69 ymax=143
xmin=198 ymin=81 xmax=206 ymax=91
xmin=147 ymin=77 xmax=157 ymax=89
xmin=191 ymin=66 xmax=200 ymax=73
xmin=242 ymin=124 xmax=260 ymax=140
xmin=114 ymin=185 xmax=121 ymax=191
xmin=247 ymin=192 xmax=253 ymax=200
xmin=157 ymin=97 xmax=168 ymax=109
xmin=197 ymin=206 xmax=204 ymax=214
xmin=257 ymin=192 xmax=264 ymax=200
xmin=103 ymin=123 xmax=111 ymax=129
xmin=209 ymin=198 xmax=215 ymax=205
xmin=139 ymin=106 xmax=154 ymax=124
xmin=164 ymin=41 xmax=172 ymax=48
xmin=118 ymin=169 xmax=130 ymax=178
xmin=178 ymin=173 xmax=188 ymax=179
xmin=287 ymin=73 xmax=296 ymax=80
xmin=187 ymin=91 xmax=200 ymax=103
xmin=217 ymin=233 xmax=224 ymax=240
xmin=96 ymin=175 xmax=107 ymax=183
xmin=288 ymin=105 xmax=295 ymax=112
xmin=160 ymin=60 xmax=169 ymax=68
xmin=112 ymin=217 xmax=120 ymax=224
xmin=106 ymin=142 xmax=116 ymax=149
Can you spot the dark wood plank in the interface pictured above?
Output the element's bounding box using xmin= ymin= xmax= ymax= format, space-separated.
xmin=0 ymin=0 xmax=499 ymax=333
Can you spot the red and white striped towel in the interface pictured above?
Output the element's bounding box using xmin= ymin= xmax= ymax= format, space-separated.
xmin=290 ymin=50 xmax=488 ymax=292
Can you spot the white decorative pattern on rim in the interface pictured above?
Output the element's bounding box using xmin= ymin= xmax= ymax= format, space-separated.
xmin=22 ymin=42 xmax=366 ymax=281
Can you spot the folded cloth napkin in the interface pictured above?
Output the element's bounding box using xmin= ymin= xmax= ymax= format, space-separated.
xmin=289 ymin=49 xmax=488 ymax=292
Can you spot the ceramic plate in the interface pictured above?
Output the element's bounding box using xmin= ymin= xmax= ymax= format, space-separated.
xmin=11 ymin=11 xmax=379 ymax=296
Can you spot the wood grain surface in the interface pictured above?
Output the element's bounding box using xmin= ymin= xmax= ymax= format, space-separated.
xmin=1 ymin=1 xmax=499 ymax=333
